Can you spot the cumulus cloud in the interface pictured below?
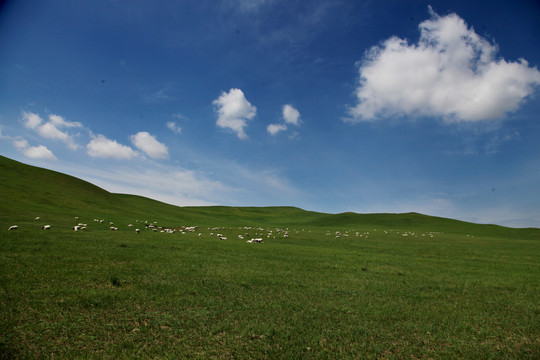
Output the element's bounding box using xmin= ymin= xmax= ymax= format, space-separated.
xmin=282 ymin=104 xmax=301 ymax=125
xmin=213 ymin=88 xmax=257 ymax=139
xmin=21 ymin=112 xmax=43 ymax=129
xmin=130 ymin=131 xmax=169 ymax=159
xmin=267 ymin=104 xmax=301 ymax=136
xmin=347 ymin=7 xmax=540 ymax=123
xmin=87 ymin=134 xmax=137 ymax=159
xmin=267 ymin=123 xmax=287 ymax=135
xmin=13 ymin=139 xmax=57 ymax=161
xmin=21 ymin=111 xmax=82 ymax=149
xmin=166 ymin=121 xmax=182 ymax=134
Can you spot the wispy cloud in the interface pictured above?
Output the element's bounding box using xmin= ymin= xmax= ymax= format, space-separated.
xmin=130 ymin=131 xmax=169 ymax=159
xmin=347 ymin=7 xmax=540 ymax=123
xmin=0 ymin=126 xmax=9 ymax=140
xmin=166 ymin=121 xmax=182 ymax=134
xmin=213 ymin=88 xmax=257 ymax=139
xmin=232 ymin=0 xmax=275 ymax=13
xmin=143 ymin=88 xmax=172 ymax=103
xmin=60 ymin=160 xmax=236 ymax=207
xmin=87 ymin=134 xmax=137 ymax=160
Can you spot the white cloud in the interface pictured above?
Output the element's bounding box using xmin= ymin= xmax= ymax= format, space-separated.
xmin=166 ymin=121 xmax=182 ymax=134
xmin=267 ymin=123 xmax=287 ymax=135
xmin=48 ymin=114 xmax=82 ymax=128
xmin=282 ymin=104 xmax=301 ymax=125
xmin=21 ymin=111 xmax=81 ymax=150
xmin=87 ymin=134 xmax=137 ymax=160
xmin=130 ymin=131 xmax=169 ymax=159
xmin=13 ymin=138 xmax=56 ymax=161
xmin=213 ymin=88 xmax=257 ymax=139
xmin=267 ymin=104 xmax=301 ymax=136
xmin=37 ymin=122 xmax=74 ymax=147
xmin=348 ymin=7 xmax=540 ymax=123
xmin=21 ymin=111 xmax=43 ymax=129
xmin=23 ymin=145 xmax=57 ymax=161
xmin=13 ymin=139 xmax=28 ymax=150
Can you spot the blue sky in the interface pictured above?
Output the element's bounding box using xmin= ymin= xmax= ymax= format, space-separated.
xmin=1 ymin=0 xmax=540 ymax=228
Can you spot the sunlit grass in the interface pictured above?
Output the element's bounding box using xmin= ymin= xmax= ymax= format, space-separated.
xmin=1 ymin=223 xmax=538 ymax=358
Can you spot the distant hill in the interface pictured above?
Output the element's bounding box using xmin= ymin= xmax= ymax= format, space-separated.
xmin=1 ymin=155 xmax=538 ymax=236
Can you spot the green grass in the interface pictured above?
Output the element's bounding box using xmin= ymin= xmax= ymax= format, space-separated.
xmin=1 ymin=155 xmax=539 ymax=358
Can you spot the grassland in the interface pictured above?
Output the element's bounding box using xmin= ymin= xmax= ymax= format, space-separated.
xmin=1 ymin=155 xmax=539 ymax=359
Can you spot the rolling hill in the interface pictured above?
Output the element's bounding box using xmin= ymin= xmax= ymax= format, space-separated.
xmin=1 ymin=155 xmax=537 ymax=236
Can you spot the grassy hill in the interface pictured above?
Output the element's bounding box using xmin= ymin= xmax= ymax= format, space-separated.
xmin=1 ymin=155 xmax=539 ymax=358
xmin=1 ymin=155 xmax=536 ymax=235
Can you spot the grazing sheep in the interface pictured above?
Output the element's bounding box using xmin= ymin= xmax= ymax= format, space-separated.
xmin=42 ymin=225 xmax=51 ymax=230
xmin=8 ymin=225 xmax=18 ymax=231
xmin=135 ymin=228 xmax=140 ymax=233
xmin=110 ymin=226 xmax=118 ymax=231
xmin=35 ymin=216 xmax=40 ymax=220
xmin=73 ymin=225 xmax=80 ymax=231
xmin=219 ymin=236 xmax=227 ymax=240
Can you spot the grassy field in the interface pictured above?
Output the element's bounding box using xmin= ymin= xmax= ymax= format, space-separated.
xmin=1 ymin=156 xmax=539 ymax=359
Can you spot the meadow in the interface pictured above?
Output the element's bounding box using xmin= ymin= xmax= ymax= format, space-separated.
xmin=1 ymin=155 xmax=539 ymax=359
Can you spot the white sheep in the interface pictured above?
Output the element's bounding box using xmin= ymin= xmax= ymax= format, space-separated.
xmin=8 ymin=225 xmax=18 ymax=231
xmin=42 ymin=225 xmax=51 ymax=230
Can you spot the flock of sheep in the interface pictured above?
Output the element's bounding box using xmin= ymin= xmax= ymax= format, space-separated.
xmin=7 ymin=217 xmax=447 ymax=242
xmin=328 ymin=229 xmax=442 ymax=238
xmin=7 ymin=216 xmax=185 ymax=235
xmin=5 ymin=217 xmax=296 ymax=244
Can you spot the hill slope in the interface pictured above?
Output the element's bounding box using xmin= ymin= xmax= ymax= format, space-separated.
xmin=1 ymin=155 xmax=538 ymax=236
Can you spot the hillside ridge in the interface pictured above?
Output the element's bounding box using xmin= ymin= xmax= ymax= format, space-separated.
xmin=1 ymin=155 xmax=537 ymax=233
